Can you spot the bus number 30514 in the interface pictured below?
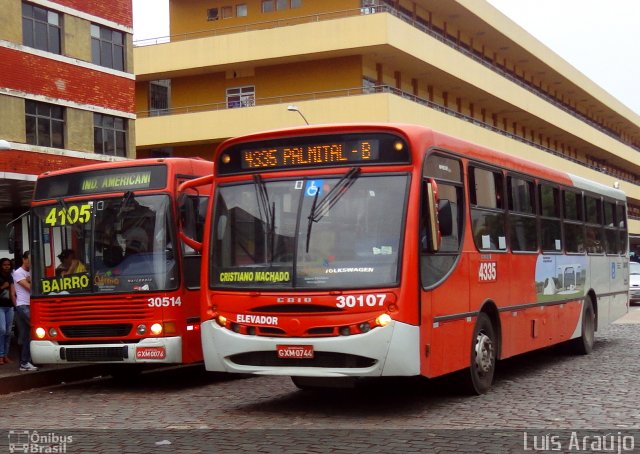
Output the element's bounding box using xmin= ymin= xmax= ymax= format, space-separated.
xmin=148 ymin=296 xmax=182 ymax=307
xmin=336 ymin=294 xmax=386 ymax=308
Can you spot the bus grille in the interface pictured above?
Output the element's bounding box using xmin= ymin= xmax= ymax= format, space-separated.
xmin=229 ymin=351 xmax=376 ymax=369
xmin=61 ymin=346 xmax=128 ymax=362
xmin=34 ymin=296 xmax=153 ymax=323
xmin=60 ymin=324 xmax=132 ymax=338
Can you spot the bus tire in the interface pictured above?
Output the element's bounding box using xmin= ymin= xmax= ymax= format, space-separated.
xmin=569 ymin=297 xmax=595 ymax=355
xmin=463 ymin=312 xmax=496 ymax=395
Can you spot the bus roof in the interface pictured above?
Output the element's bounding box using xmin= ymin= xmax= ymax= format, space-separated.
xmin=37 ymin=157 xmax=213 ymax=180
xmin=216 ymin=123 xmax=625 ymax=201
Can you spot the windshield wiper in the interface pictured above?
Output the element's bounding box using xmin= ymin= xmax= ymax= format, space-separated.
xmin=305 ymin=167 xmax=361 ymax=253
xmin=253 ymin=175 xmax=276 ymax=261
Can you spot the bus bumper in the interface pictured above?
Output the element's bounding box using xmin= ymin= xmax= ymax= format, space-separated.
xmin=201 ymin=319 xmax=420 ymax=377
xmin=30 ymin=337 xmax=183 ymax=364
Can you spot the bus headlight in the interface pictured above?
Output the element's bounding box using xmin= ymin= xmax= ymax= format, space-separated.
xmin=216 ymin=315 xmax=227 ymax=327
xmin=150 ymin=323 xmax=163 ymax=335
xmin=375 ymin=314 xmax=392 ymax=327
xmin=137 ymin=324 xmax=147 ymax=335
xmin=48 ymin=328 xmax=58 ymax=338
xmin=35 ymin=327 xmax=46 ymax=339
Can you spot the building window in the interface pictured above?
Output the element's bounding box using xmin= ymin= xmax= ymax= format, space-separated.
xmin=261 ymin=0 xmax=274 ymax=12
xmin=22 ymin=2 xmax=61 ymax=54
xmin=291 ymin=0 xmax=302 ymax=7
xmin=207 ymin=8 xmax=219 ymax=20
xmin=25 ymin=100 xmax=64 ymax=148
xmin=236 ymin=4 xmax=248 ymax=16
xmin=276 ymin=0 xmax=287 ymax=10
xmin=221 ymin=6 xmax=233 ymax=19
xmin=149 ymin=80 xmax=170 ymax=116
xmin=91 ymin=24 xmax=125 ymax=71
xmin=94 ymin=113 xmax=127 ymax=157
xmin=226 ymin=86 xmax=255 ymax=109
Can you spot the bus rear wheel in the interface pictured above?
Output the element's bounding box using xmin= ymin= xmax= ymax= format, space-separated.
xmin=570 ymin=297 xmax=595 ymax=355
xmin=463 ymin=312 xmax=496 ymax=395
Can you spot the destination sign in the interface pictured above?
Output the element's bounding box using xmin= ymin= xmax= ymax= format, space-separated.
xmin=34 ymin=165 xmax=168 ymax=200
xmin=217 ymin=133 xmax=410 ymax=175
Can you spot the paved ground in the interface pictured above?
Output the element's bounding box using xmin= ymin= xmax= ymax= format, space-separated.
xmin=1 ymin=309 xmax=639 ymax=452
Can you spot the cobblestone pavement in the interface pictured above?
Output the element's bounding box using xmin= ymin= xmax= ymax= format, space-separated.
xmin=2 ymin=320 xmax=640 ymax=453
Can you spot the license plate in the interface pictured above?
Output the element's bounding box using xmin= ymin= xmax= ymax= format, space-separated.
xmin=276 ymin=345 xmax=314 ymax=359
xmin=135 ymin=346 xmax=166 ymax=360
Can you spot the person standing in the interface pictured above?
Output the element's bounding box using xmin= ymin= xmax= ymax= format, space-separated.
xmin=13 ymin=251 xmax=38 ymax=371
xmin=0 ymin=257 xmax=14 ymax=364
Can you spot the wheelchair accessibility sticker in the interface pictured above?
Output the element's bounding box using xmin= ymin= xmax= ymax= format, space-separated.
xmin=305 ymin=180 xmax=323 ymax=197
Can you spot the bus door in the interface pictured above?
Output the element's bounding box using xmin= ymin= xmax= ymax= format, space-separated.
xmin=177 ymin=188 xmax=209 ymax=363
xmin=419 ymin=153 xmax=468 ymax=377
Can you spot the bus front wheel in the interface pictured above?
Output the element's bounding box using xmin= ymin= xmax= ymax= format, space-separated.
xmin=464 ymin=312 xmax=496 ymax=395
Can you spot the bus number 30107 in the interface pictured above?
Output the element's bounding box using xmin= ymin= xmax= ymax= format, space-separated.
xmin=336 ymin=294 xmax=386 ymax=308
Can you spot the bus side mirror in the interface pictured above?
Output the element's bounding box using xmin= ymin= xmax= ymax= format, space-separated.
xmin=426 ymin=179 xmax=441 ymax=252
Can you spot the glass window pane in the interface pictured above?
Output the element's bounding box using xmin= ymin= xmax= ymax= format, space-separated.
xmin=509 ymin=178 xmax=534 ymax=214
xmin=585 ymin=197 xmax=601 ymax=224
xmin=101 ymin=42 xmax=113 ymax=68
xmin=100 ymin=27 xmax=112 ymax=41
xmin=22 ymin=3 xmax=33 ymax=18
xmin=541 ymin=219 xmax=561 ymax=251
xmin=564 ymin=191 xmax=582 ymax=221
xmin=94 ymin=128 xmax=103 ymax=153
xmin=93 ymin=113 xmax=102 ymax=126
xmin=564 ymin=223 xmax=585 ymax=253
xmin=35 ymin=21 xmax=47 ymax=50
xmin=237 ymin=4 xmax=248 ymax=16
xmin=509 ymin=215 xmax=537 ymax=251
xmin=91 ymin=38 xmax=101 ymax=65
xmin=105 ymin=130 xmax=115 ymax=155
xmin=277 ymin=0 xmax=287 ymax=10
xmin=22 ymin=18 xmax=34 ymax=47
xmin=25 ymin=100 xmax=37 ymax=115
xmin=37 ymin=119 xmax=51 ymax=147
xmin=91 ymin=24 xmax=100 ymax=38
xmin=112 ymin=30 xmax=123 ymax=45
xmin=25 ymin=116 xmax=37 ymax=145
xmin=540 ymin=185 xmax=559 ymax=218
xmin=113 ymin=46 xmax=124 ymax=71
xmin=116 ymin=131 xmax=126 ymax=156
xmin=49 ymin=27 xmax=60 ymax=54
xmin=50 ymin=105 xmax=63 ymax=119
xmin=291 ymin=0 xmax=301 ymax=7
xmin=36 ymin=102 xmax=50 ymax=116
xmin=51 ymin=120 xmax=64 ymax=148
xmin=47 ymin=11 xmax=59 ymax=26
xmin=262 ymin=0 xmax=274 ymax=12
xmin=103 ymin=115 xmax=114 ymax=128
xmin=33 ymin=6 xmax=47 ymax=22
xmin=471 ymin=209 xmax=506 ymax=250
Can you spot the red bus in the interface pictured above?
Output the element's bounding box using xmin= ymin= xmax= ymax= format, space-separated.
xmin=30 ymin=158 xmax=212 ymax=366
xmin=191 ymin=124 xmax=628 ymax=393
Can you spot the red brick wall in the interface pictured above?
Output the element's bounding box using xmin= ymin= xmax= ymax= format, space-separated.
xmin=0 ymin=150 xmax=108 ymax=175
xmin=52 ymin=0 xmax=133 ymax=28
xmin=0 ymin=47 xmax=134 ymax=113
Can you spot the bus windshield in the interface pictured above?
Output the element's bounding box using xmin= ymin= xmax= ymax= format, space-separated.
xmin=32 ymin=194 xmax=177 ymax=296
xmin=211 ymin=173 xmax=408 ymax=289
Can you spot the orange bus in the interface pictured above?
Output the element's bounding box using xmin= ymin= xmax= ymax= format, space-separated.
xmin=30 ymin=158 xmax=212 ymax=366
xmin=192 ymin=124 xmax=628 ymax=393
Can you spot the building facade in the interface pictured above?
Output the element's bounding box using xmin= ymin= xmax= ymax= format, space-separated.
xmin=134 ymin=0 xmax=640 ymax=250
xmin=0 ymin=0 xmax=135 ymax=256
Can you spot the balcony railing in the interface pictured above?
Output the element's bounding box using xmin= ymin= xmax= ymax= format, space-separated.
xmin=137 ymin=84 xmax=640 ymax=186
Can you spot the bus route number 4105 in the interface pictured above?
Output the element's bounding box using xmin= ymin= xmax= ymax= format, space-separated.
xmin=336 ymin=294 xmax=386 ymax=308
xmin=148 ymin=296 xmax=182 ymax=307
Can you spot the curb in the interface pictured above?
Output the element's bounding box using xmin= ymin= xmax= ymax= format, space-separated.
xmin=0 ymin=364 xmax=113 ymax=395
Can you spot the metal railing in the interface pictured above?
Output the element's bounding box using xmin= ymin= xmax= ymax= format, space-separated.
xmin=137 ymin=84 xmax=640 ymax=186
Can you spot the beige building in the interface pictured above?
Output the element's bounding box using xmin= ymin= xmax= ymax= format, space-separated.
xmin=133 ymin=0 xmax=640 ymax=250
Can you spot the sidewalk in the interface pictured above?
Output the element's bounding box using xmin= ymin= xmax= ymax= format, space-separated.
xmin=0 ymin=338 xmax=111 ymax=395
